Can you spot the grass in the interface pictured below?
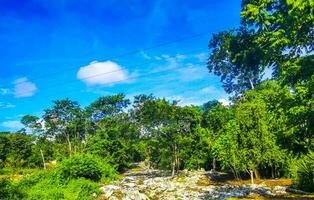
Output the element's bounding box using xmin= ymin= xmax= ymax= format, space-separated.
xmin=0 ymin=167 xmax=41 ymax=180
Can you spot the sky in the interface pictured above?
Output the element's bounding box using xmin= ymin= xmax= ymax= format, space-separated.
xmin=0 ymin=0 xmax=241 ymax=131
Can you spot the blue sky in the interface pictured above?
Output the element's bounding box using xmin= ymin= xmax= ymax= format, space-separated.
xmin=0 ymin=0 xmax=241 ymax=131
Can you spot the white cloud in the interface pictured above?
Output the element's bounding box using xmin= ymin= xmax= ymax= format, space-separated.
xmin=0 ymin=102 xmax=15 ymax=109
xmin=151 ymin=54 xmax=190 ymax=74
xmin=140 ymin=51 xmax=151 ymax=60
xmin=177 ymin=63 xmax=208 ymax=81
xmin=1 ymin=120 xmax=23 ymax=130
xmin=77 ymin=61 xmax=130 ymax=86
xmin=194 ymin=52 xmax=207 ymax=62
xmin=13 ymin=77 xmax=37 ymax=98
xmin=154 ymin=56 xmax=162 ymax=60
xmin=200 ymin=86 xmax=221 ymax=94
xmin=218 ymin=98 xmax=231 ymax=106
xmin=162 ymin=54 xmax=186 ymax=63
xmin=166 ymin=95 xmax=204 ymax=106
xmin=0 ymin=88 xmax=10 ymax=95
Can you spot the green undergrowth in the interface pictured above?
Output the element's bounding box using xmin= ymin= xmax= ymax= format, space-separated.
xmin=0 ymin=154 xmax=119 ymax=200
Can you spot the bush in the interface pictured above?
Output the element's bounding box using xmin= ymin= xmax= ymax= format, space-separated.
xmin=57 ymin=154 xmax=103 ymax=181
xmin=295 ymin=152 xmax=314 ymax=192
xmin=27 ymin=183 xmax=64 ymax=200
xmin=18 ymin=169 xmax=62 ymax=190
xmin=101 ymin=162 xmax=120 ymax=183
xmin=64 ymin=178 xmax=101 ymax=199
xmin=0 ymin=179 xmax=24 ymax=199
xmin=56 ymin=154 xmax=118 ymax=182
xmin=17 ymin=169 xmax=100 ymax=200
xmin=27 ymin=178 xmax=100 ymax=200
xmin=0 ymin=154 xmax=117 ymax=199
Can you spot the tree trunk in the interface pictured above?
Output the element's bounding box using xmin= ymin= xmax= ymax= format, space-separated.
xmin=249 ymin=78 xmax=255 ymax=89
xmin=212 ymin=158 xmax=216 ymax=171
xmin=250 ymin=170 xmax=254 ymax=185
xmin=171 ymin=160 xmax=175 ymax=177
xmin=40 ymin=149 xmax=46 ymax=170
xmin=171 ymin=144 xmax=177 ymax=177
xmin=254 ymin=169 xmax=260 ymax=180
xmin=66 ymin=134 xmax=72 ymax=157
xmin=176 ymin=157 xmax=180 ymax=174
xmin=231 ymin=167 xmax=237 ymax=180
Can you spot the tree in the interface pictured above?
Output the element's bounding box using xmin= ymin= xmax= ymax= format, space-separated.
xmin=132 ymin=97 xmax=177 ymax=174
xmin=132 ymin=95 xmax=203 ymax=175
xmin=85 ymin=94 xmax=130 ymax=123
xmin=85 ymin=94 xmax=139 ymax=171
xmin=5 ymin=133 xmax=34 ymax=167
xmin=0 ymin=133 xmax=10 ymax=167
xmin=241 ymin=0 xmax=313 ymax=72
xmin=21 ymin=115 xmax=52 ymax=169
xmin=207 ymin=28 xmax=266 ymax=94
xmin=234 ymin=89 xmax=285 ymax=183
xmin=43 ymin=99 xmax=84 ymax=157
xmin=212 ymin=120 xmax=244 ymax=179
xmin=202 ymin=102 xmax=234 ymax=170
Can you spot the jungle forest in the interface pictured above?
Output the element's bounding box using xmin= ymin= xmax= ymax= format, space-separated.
xmin=0 ymin=0 xmax=313 ymax=199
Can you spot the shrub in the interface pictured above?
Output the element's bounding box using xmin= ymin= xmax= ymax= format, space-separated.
xmin=57 ymin=154 xmax=103 ymax=181
xmin=18 ymin=169 xmax=62 ymax=190
xmin=18 ymin=169 xmax=100 ymax=199
xmin=0 ymin=179 xmax=24 ymax=199
xmin=0 ymin=154 xmax=117 ymax=199
xmin=27 ymin=178 xmax=100 ymax=200
xmin=101 ymin=162 xmax=120 ymax=183
xmin=56 ymin=154 xmax=118 ymax=182
xmin=64 ymin=178 xmax=100 ymax=200
xmin=27 ymin=183 xmax=64 ymax=200
xmin=295 ymin=152 xmax=314 ymax=192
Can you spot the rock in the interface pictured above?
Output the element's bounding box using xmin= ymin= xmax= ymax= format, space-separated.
xmin=124 ymin=182 xmax=136 ymax=187
xmin=122 ymin=196 xmax=132 ymax=200
xmin=134 ymin=191 xmax=149 ymax=200
xmin=100 ymin=166 xmax=297 ymax=200
xmin=109 ymin=196 xmax=119 ymax=200
xmin=273 ymin=186 xmax=287 ymax=194
xmin=101 ymin=185 xmax=120 ymax=191
xmin=100 ymin=185 xmax=120 ymax=198
xmin=103 ymin=190 xmax=113 ymax=198
xmin=125 ymin=177 xmax=136 ymax=181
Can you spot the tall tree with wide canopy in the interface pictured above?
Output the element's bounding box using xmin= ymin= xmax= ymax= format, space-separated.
xmin=207 ymin=28 xmax=266 ymax=95
xmin=43 ymin=99 xmax=84 ymax=157
xmin=84 ymin=94 xmax=140 ymax=171
xmin=132 ymin=95 xmax=203 ymax=175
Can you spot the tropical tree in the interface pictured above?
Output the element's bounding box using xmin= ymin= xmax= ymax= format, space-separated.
xmin=43 ymin=99 xmax=84 ymax=157
xmin=207 ymin=28 xmax=266 ymax=94
xmin=241 ymin=0 xmax=313 ymax=72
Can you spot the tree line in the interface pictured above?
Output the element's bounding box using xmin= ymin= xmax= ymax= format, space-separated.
xmin=0 ymin=0 xmax=313 ymax=193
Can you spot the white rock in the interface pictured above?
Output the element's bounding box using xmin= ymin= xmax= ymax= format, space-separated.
xmin=124 ymin=182 xmax=136 ymax=187
xmin=101 ymin=185 xmax=120 ymax=191
xmin=274 ymin=186 xmax=287 ymax=194
xmin=100 ymin=185 xmax=121 ymax=198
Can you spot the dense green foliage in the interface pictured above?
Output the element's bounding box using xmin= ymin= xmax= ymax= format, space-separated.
xmin=0 ymin=0 xmax=313 ymax=197
xmin=0 ymin=155 xmax=111 ymax=199
xmin=206 ymin=0 xmax=313 ymax=190
xmin=56 ymin=154 xmax=118 ymax=182
xmin=290 ymin=152 xmax=314 ymax=192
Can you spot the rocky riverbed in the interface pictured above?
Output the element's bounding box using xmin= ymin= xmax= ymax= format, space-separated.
xmin=98 ymin=164 xmax=313 ymax=200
